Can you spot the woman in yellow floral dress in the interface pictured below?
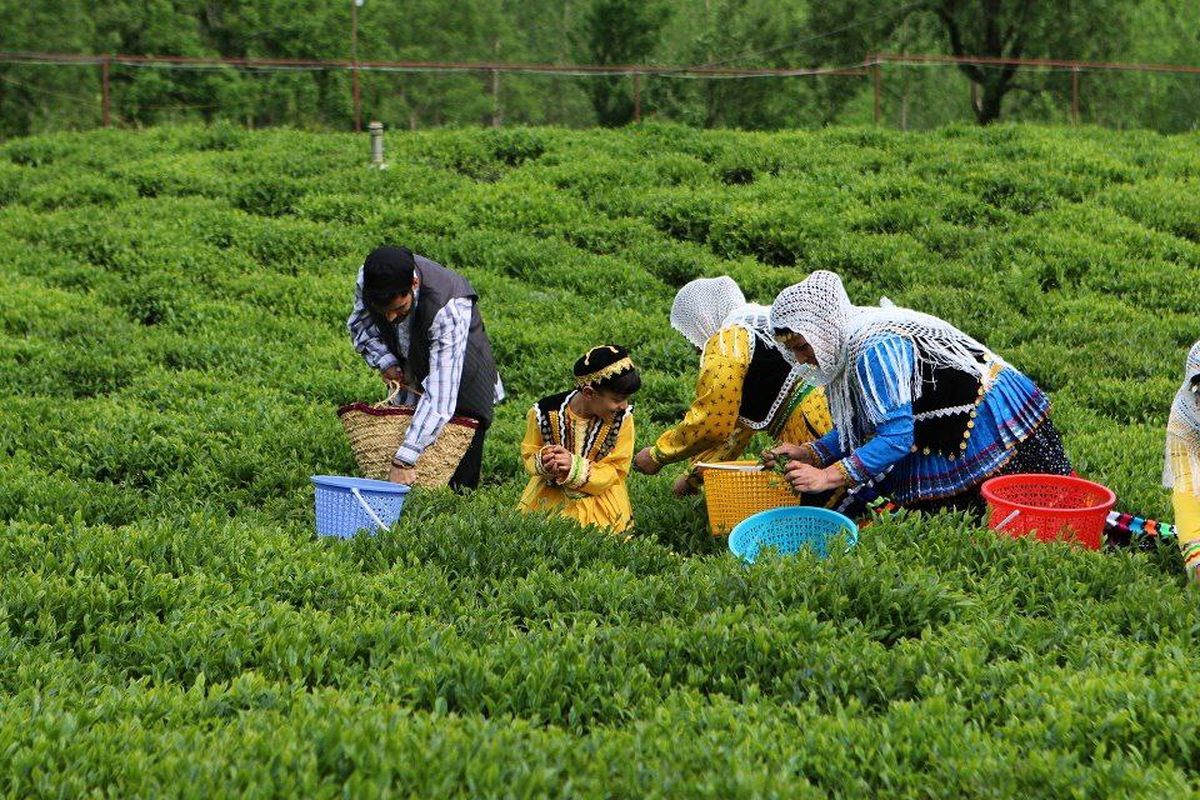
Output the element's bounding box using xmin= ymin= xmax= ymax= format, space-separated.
xmin=519 ymin=345 xmax=641 ymax=533
xmin=1165 ymin=340 xmax=1200 ymax=584
xmin=633 ymin=277 xmax=833 ymax=498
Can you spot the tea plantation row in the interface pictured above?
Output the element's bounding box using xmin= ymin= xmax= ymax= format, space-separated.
xmin=1 ymin=122 xmax=1199 ymax=797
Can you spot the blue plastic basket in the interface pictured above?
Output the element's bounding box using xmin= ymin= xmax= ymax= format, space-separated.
xmin=311 ymin=475 xmax=410 ymax=538
xmin=728 ymin=507 xmax=859 ymax=564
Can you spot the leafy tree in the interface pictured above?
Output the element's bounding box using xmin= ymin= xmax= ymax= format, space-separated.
xmin=0 ymin=0 xmax=1198 ymax=134
xmin=0 ymin=1 xmax=95 ymax=137
xmin=809 ymin=0 xmax=1140 ymax=125
xmin=574 ymin=0 xmax=670 ymax=126
xmin=680 ymin=0 xmax=818 ymax=129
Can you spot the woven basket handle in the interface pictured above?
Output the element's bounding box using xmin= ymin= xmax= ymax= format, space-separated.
xmin=374 ymin=381 xmax=403 ymax=408
xmin=374 ymin=380 xmax=424 ymax=408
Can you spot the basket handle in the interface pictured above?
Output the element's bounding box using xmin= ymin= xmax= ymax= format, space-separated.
xmin=351 ymin=487 xmax=391 ymax=533
xmin=373 ymin=380 xmax=425 ymax=408
xmin=994 ymin=509 xmax=1021 ymax=531
xmin=374 ymin=381 xmax=403 ymax=408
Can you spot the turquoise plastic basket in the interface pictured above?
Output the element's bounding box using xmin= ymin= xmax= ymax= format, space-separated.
xmin=311 ymin=475 xmax=410 ymax=538
xmin=728 ymin=507 xmax=859 ymax=564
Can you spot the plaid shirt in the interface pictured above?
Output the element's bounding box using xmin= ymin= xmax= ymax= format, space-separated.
xmin=348 ymin=267 xmax=504 ymax=464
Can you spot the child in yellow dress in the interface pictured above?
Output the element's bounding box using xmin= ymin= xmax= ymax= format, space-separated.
xmin=518 ymin=345 xmax=640 ymax=533
xmin=1165 ymin=340 xmax=1200 ymax=584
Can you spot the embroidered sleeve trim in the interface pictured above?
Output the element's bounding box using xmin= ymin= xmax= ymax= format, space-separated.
xmin=835 ymin=459 xmax=861 ymax=488
xmin=563 ymin=454 xmax=591 ymax=490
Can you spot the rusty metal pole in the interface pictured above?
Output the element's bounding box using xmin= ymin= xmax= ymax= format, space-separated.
xmin=632 ymin=72 xmax=642 ymax=123
xmin=1071 ymin=68 xmax=1080 ymax=125
xmin=351 ymin=0 xmax=362 ymax=132
xmin=490 ymin=69 xmax=501 ymax=127
xmin=101 ymin=56 xmax=111 ymax=128
xmin=490 ymin=38 xmax=502 ymax=127
xmin=872 ymin=60 xmax=882 ymax=125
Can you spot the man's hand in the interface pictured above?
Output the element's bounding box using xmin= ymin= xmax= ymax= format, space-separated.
xmin=541 ymin=445 xmax=573 ymax=482
xmin=761 ymin=443 xmax=815 ymax=470
xmin=634 ymin=447 xmax=662 ymax=475
xmin=672 ymin=473 xmax=698 ymax=497
xmin=783 ymin=462 xmax=844 ymax=494
xmin=388 ymin=463 xmax=418 ymax=485
xmin=381 ymin=365 xmax=405 ymax=385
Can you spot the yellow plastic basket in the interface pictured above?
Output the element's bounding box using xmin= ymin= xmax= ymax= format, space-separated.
xmin=699 ymin=460 xmax=801 ymax=536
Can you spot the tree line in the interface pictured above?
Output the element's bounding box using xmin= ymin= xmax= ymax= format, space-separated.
xmin=1 ymin=0 xmax=1198 ymax=138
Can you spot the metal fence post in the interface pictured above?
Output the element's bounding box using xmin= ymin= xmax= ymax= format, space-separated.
xmin=632 ymin=72 xmax=642 ymax=123
xmin=351 ymin=0 xmax=362 ymax=132
xmin=101 ymin=56 xmax=111 ymax=128
xmin=873 ymin=60 xmax=882 ymax=125
xmin=1071 ymin=68 xmax=1080 ymax=125
xmin=491 ymin=68 xmax=501 ymax=127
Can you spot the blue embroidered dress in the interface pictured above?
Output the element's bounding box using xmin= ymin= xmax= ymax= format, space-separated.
xmin=809 ymin=334 xmax=1050 ymax=505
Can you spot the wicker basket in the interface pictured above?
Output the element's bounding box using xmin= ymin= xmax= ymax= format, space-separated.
xmin=699 ymin=460 xmax=801 ymax=536
xmin=337 ymin=383 xmax=479 ymax=488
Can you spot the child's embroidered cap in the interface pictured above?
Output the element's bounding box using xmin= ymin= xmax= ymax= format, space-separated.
xmin=574 ymin=345 xmax=635 ymax=388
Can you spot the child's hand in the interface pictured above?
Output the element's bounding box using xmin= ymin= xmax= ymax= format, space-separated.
xmin=554 ymin=457 xmax=573 ymax=482
xmin=542 ymin=446 xmax=573 ymax=482
xmin=541 ymin=445 xmax=568 ymax=466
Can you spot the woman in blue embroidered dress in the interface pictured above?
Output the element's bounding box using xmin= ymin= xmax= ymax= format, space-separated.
xmin=764 ymin=270 xmax=1071 ymax=514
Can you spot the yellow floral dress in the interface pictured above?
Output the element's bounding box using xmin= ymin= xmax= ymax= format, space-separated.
xmin=519 ymin=391 xmax=635 ymax=533
xmin=651 ymin=326 xmax=833 ymax=485
xmin=1167 ymin=438 xmax=1200 ymax=578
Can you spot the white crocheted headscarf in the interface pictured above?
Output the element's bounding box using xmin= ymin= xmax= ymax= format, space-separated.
xmin=1165 ymin=340 xmax=1200 ymax=496
xmin=770 ymin=270 xmax=992 ymax=451
xmin=670 ymin=277 xmax=748 ymax=350
xmin=767 ymin=270 xmax=854 ymax=387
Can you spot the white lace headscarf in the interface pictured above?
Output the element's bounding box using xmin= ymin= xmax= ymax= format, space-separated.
xmin=1164 ymin=340 xmax=1200 ymax=496
xmin=723 ymin=301 xmax=772 ymax=332
xmin=670 ymin=277 xmax=747 ymax=350
xmin=770 ymin=270 xmax=992 ymax=451
xmin=768 ymin=271 xmax=855 ymax=386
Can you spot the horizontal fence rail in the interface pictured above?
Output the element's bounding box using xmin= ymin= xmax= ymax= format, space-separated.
xmin=1 ymin=49 xmax=1197 ymax=132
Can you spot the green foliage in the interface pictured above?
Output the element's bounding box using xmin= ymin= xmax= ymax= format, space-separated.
xmin=574 ymin=0 xmax=672 ymax=126
xmin=1 ymin=123 xmax=1199 ymax=797
xmin=2 ymin=0 xmax=1200 ymax=135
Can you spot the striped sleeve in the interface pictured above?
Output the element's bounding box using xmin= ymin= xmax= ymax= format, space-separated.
xmin=395 ymin=297 xmax=472 ymax=464
xmin=347 ymin=265 xmax=399 ymax=373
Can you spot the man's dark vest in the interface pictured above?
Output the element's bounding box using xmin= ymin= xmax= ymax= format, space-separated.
xmin=377 ymin=255 xmax=498 ymax=423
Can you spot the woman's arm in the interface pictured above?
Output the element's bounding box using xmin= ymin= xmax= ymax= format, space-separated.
xmin=650 ymin=327 xmax=749 ymax=465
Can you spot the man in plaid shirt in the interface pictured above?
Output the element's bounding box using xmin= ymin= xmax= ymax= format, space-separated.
xmin=347 ymin=245 xmax=503 ymax=489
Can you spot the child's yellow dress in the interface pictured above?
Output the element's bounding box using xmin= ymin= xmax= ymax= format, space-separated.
xmin=519 ymin=390 xmax=635 ymax=533
xmin=650 ymin=325 xmax=833 ymax=486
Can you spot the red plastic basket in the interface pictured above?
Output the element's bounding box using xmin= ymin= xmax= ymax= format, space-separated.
xmin=980 ymin=473 xmax=1116 ymax=551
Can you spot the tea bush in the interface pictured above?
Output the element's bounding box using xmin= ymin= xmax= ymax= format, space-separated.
xmin=1 ymin=123 xmax=1199 ymax=797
